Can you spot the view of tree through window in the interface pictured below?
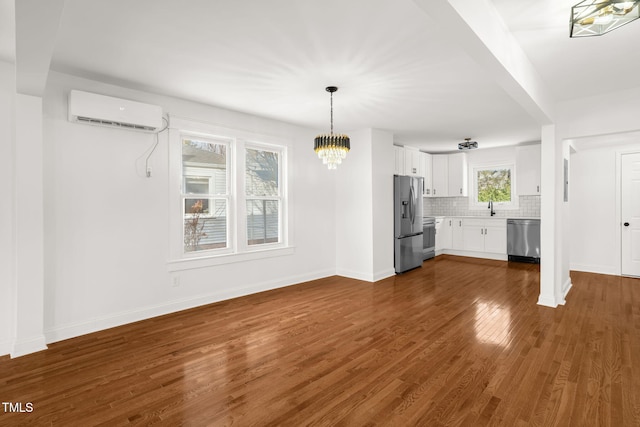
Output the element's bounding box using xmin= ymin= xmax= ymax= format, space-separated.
xmin=182 ymin=138 xmax=228 ymax=252
xmin=477 ymin=168 xmax=511 ymax=202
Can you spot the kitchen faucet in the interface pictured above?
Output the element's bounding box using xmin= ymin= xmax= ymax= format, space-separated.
xmin=488 ymin=200 xmax=495 ymax=216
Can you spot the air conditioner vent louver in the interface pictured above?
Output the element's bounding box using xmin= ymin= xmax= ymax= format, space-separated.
xmin=75 ymin=116 xmax=157 ymax=131
xmin=68 ymin=90 xmax=163 ymax=132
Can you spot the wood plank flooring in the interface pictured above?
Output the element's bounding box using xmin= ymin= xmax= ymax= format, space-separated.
xmin=1 ymin=255 xmax=640 ymax=426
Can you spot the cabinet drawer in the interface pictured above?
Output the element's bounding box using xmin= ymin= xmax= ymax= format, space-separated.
xmin=463 ymin=218 xmax=484 ymax=227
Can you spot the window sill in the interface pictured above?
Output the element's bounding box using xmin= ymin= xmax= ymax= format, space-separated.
xmin=468 ymin=203 xmax=519 ymax=211
xmin=167 ymin=246 xmax=295 ymax=272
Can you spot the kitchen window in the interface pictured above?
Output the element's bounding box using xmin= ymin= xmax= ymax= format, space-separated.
xmin=168 ymin=117 xmax=291 ymax=268
xmin=470 ymin=164 xmax=518 ymax=210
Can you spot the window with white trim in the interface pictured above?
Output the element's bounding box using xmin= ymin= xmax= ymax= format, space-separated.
xmin=470 ymin=164 xmax=518 ymax=209
xmin=182 ymin=136 xmax=230 ymax=253
xmin=245 ymin=146 xmax=282 ymax=246
xmin=169 ymin=117 xmax=289 ymax=264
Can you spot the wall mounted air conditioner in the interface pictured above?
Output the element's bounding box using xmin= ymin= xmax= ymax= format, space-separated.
xmin=68 ymin=90 xmax=163 ymax=132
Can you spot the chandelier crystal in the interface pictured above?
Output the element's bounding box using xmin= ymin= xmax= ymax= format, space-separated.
xmin=314 ymin=86 xmax=350 ymax=170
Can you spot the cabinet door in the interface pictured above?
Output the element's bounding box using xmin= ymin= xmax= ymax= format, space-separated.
xmin=462 ymin=218 xmax=485 ymax=252
xmin=394 ymin=146 xmax=405 ymax=175
xmin=440 ymin=217 xmax=453 ymax=249
xmin=484 ymin=220 xmax=507 ymax=254
xmin=421 ymin=152 xmax=433 ymax=196
xmin=404 ymin=148 xmax=421 ymax=177
xmin=516 ymin=145 xmax=541 ymax=195
xmin=432 ymin=155 xmax=448 ymax=197
xmin=451 ymin=218 xmax=464 ymax=250
xmin=448 ymin=152 xmax=468 ymax=197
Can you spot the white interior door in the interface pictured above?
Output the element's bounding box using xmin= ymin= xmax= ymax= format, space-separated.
xmin=621 ymin=152 xmax=640 ymax=277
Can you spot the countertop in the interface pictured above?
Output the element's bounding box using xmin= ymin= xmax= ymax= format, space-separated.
xmin=428 ymin=215 xmax=541 ymax=220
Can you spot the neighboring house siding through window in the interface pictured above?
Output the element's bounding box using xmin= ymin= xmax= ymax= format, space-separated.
xmin=176 ymin=124 xmax=288 ymax=260
xmin=182 ymin=137 xmax=229 ymax=253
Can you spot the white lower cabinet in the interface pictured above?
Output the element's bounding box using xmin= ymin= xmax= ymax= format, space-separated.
xmin=462 ymin=218 xmax=506 ymax=254
xmin=484 ymin=220 xmax=507 ymax=254
xmin=435 ymin=218 xmax=447 ymax=251
xmin=451 ymin=218 xmax=464 ymax=250
xmin=439 ymin=217 xmax=464 ymax=250
xmin=436 ymin=217 xmax=507 ymax=258
xmin=438 ymin=217 xmax=453 ymax=250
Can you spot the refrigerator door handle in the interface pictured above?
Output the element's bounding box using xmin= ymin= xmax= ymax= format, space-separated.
xmin=409 ymin=183 xmax=415 ymax=225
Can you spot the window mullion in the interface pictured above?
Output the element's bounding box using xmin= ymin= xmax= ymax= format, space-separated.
xmin=235 ymin=138 xmax=247 ymax=253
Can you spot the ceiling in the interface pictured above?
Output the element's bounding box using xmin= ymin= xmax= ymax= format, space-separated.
xmin=4 ymin=0 xmax=640 ymax=152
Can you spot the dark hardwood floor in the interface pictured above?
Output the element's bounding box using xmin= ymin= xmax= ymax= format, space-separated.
xmin=1 ymin=255 xmax=639 ymax=426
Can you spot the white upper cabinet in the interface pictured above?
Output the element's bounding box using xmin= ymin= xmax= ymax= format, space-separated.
xmin=404 ymin=147 xmax=422 ymax=177
xmin=448 ymin=152 xmax=468 ymax=197
xmin=394 ymin=146 xmax=405 ymax=175
xmin=432 ymin=154 xmax=448 ymax=197
xmin=421 ymin=152 xmax=433 ymax=196
xmin=516 ymin=144 xmax=541 ymax=195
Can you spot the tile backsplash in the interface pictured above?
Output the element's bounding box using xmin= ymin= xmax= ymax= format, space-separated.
xmin=423 ymin=195 xmax=540 ymax=218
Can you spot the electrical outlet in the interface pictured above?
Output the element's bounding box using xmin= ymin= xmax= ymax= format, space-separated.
xmin=171 ymin=276 xmax=180 ymax=288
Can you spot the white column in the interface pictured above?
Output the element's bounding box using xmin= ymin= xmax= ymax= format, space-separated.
xmin=11 ymin=93 xmax=47 ymax=357
xmin=538 ymin=124 xmax=561 ymax=307
xmin=335 ymin=128 xmax=395 ymax=282
xmin=370 ymin=129 xmax=395 ymax=281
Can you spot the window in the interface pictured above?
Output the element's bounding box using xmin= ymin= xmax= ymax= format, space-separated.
xmin=470 ymin=164 xmax=517 ymax=209
xmin=245 ymin=147 xmax=281 ymax=246
xmin=169 ymin=117 xmax=289 ymax=266
xmin=477 ymin=167 xmax=511 ymax=203
xmin=182 ymin=137 xmax=230 ymax=253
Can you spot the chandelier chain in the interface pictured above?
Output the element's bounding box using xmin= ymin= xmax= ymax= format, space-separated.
xmin=330 ymin=91 xmax=334 ymax=135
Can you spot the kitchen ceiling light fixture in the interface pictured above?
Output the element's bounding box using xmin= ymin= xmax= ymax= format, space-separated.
xmin=314 ymin=86 xmax=350 ymax=170
xmin=458 ymin=138 xmax=478 ymax=150
xmin=570 ymin=0 xmax=640 ymax=37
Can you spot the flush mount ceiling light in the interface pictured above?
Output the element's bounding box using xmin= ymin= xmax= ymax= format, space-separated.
xmin=458 ymin=138 xmax=478 ymax=150
xmin=314 ymin=86 xmax=350 ymax=170
xmin=571 ymin=0 xmax=640 ymax=37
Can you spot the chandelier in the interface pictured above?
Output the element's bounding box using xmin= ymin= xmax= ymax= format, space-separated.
xmin=314 ymin=86 xmax=350 ymax=170
xmin=571 ymin=0 xmax=640 ymax=37
xmin=458 ymin=138 xmax=478 ymax=150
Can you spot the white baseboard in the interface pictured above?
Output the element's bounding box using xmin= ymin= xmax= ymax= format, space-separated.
xmin=336 ymin=268 xmax=374 ymax=282
xmin=0 ymin=339 xmax=11 ymax=357
xmin=570 ymin=263 xmax=619 ymax=276
xmin=537 ymin=294 xmax=558 ymax=308
xmin=10 ymin=335 xmax=47 ymax=358
xmin=440 ymin=249 xmax=508 ymax=262
xmin=559 ymin=278 xmax=573 ymax=305
xmin=373 ymin=268 xmax=395 ymax=282
xmin=44 ymin=268 xmax=335 ymax=345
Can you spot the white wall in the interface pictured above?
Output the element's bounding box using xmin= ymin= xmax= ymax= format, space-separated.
xmin=0 ymin=61 xmax=15 ymax=355
xmin=465 ymin=145 xmax=516 ymax=166
xmin=559 ymin=87 xmax=640 ymax=277
xmin=37 ymin=71 xmax=337 ymax=345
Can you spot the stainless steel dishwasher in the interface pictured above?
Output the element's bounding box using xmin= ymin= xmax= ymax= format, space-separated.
xmin=507 ymin=218 xmax=540 ymax=263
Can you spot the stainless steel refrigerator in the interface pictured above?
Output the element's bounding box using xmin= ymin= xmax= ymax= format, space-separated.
xmin=394 ymin=175 xmax=424 ymax=273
